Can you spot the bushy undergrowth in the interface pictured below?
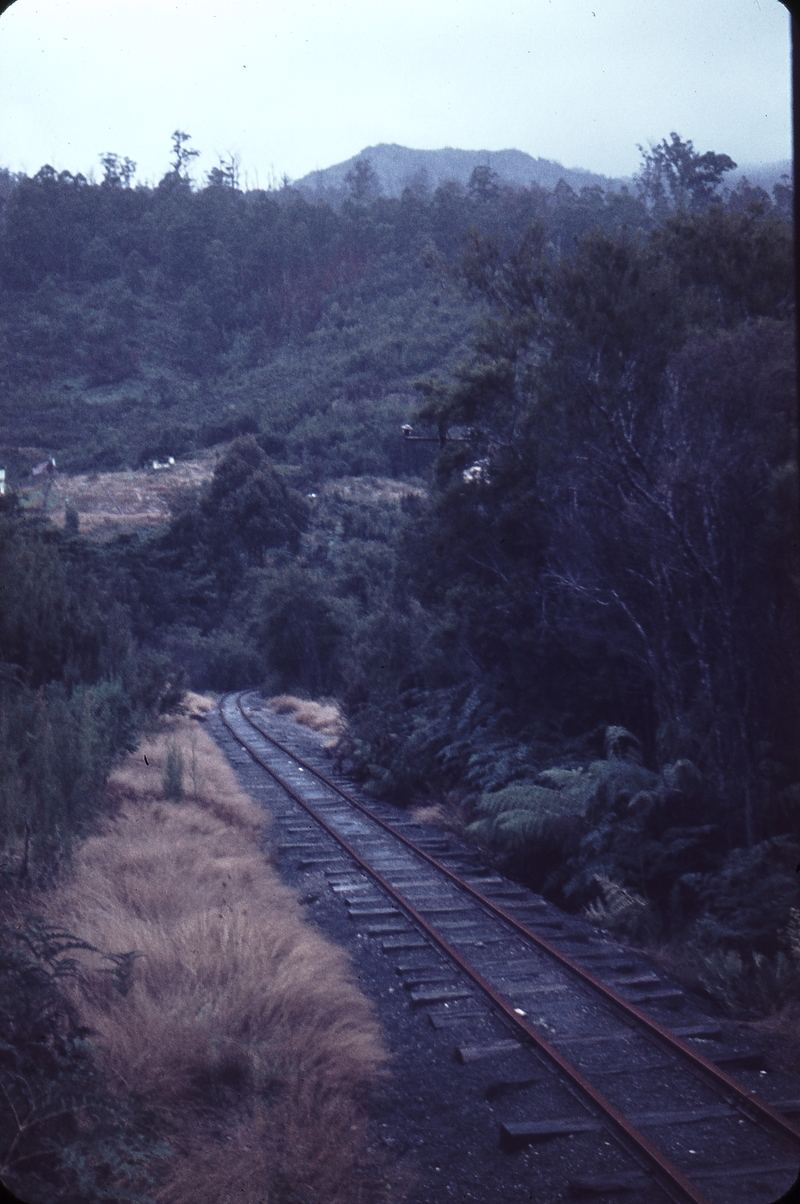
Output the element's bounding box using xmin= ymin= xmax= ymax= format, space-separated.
xmin=448 ymin=723 xmax=800 ymax=1019
xmin=338 ymin=681 xmax=545 ymax=803
xmin=687 ymin=946 xmax=800 ymax=1019
xmin=0 ymin=679 xmax=138 ymax=877
xmin=0 ymin=916 xmax=165 ymax=1204
xmin=582 ymin=877 xmax=659 ymax=944
xmin=28 ymin=717 xmax=391 ymax=1204
xmin=467 ymin=734 xmax=660 ymax=882
xmin=647 ymin=905 xmax=800 ymax=1026
xmin=0 ymin=513 xmax=168 ymax=882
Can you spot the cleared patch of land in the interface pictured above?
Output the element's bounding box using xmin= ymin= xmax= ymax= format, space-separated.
xmin=322 ymin=475 xmax=425 ymax=506
xmin=16 ymin=453 xmax=219 ymax=536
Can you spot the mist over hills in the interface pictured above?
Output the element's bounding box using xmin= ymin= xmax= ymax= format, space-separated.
xmin=294 ymin=143 xmax=626 ymax=197
xmin=727 ymin=159 xmax=792 ymax=194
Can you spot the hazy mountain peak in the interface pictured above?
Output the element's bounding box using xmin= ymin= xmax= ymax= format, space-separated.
xmin=294 ymin=143 xmax=626 ymax=197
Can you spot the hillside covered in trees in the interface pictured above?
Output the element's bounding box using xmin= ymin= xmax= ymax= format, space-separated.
xmin=1 ymin=131 xmax=797 ymax=1027
xmin=0 ymin=132 xmax=684 ymax=482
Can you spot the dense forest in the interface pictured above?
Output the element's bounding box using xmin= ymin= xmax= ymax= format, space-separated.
xmin=1 ymin=129 xmax=798 ymax=1031
xmin=0 ymin=132 xmax=698 ymax=480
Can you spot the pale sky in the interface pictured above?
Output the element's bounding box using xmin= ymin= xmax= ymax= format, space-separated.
xmin=0 ymin=0 xmax=791 ymax=189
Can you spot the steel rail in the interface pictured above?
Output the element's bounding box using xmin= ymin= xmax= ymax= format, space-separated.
xmin=221 ymin=693 xmax=722 ymax=1204
xmin=232 ymin=690 xmax=800 ymax=1152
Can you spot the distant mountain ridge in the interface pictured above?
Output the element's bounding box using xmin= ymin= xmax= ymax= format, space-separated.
xmin=727 ymin=160 xmax=792 ymax=195
xmin=293 ymin=143 xmax=792 ymax=203
xmin=293 ymin=143 xmax=627 ymax=197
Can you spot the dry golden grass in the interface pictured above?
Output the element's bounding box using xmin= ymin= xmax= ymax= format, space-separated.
xmin=38 ymin=718 xmax=392 ymax=1204
xmin=410 ymin=794 xmax=468 ymax=839
xmin=175 ymin=690 xmax=217 ymax=720
xmin=267 ymin=693 xmax=346 ymax=741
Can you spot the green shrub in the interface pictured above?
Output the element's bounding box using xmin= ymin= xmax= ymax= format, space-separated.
xmin=0 ymin=918 xmax=167 ymax=1203
xmin=467 ymin=782 xmax=584 ymax=880
xmin=683 ymin=836 xmax=800 ymax=956
xmin=584 ymin=876 xmax=659 ymax=944
xmin=471 ymin=782 xmax=568 ymax=820
xmin=162 ymin=744 xmax=184 ymax=801
xmin=466 ymin=744 xmax=660 ymax=879
xmin=199 ymin=630 xmax=263 ymax=692
xmin=686 ymin=946 xmax=800 ymax=1019
xmin=0 ymin=679 xmax=140 ymax=878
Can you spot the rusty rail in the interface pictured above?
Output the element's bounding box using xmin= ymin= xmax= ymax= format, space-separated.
xmin=222 ymin=692 xmax=800 ymax=1203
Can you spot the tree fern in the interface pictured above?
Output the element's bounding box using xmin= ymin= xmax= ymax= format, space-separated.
xmin=584 ymin=875 xmax=659 ymax=943
xmin=689 ymin=947 xmax=800 ymax=1018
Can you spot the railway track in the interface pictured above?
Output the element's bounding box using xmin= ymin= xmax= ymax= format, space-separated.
xmin=219 ymin=691 xmax=800 ymax=1204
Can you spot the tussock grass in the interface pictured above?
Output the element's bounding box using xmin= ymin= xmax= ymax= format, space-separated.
xmin=267 ymin=693 xmax=346 ymax=741
xmin=39 ymin=718 xmax=391 ymax=1204
xmin=410 ymin=794 xmax=468 ymax=838
xmin=175 ymin=690 xmax=217 ymax=720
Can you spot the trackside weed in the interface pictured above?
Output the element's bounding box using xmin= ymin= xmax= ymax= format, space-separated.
xmin=35 ymin=717 xmax=393 ymax=1204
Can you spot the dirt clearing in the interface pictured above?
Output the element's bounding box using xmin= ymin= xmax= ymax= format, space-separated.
xmin=16 ymin=454 xmax=219 ymax=537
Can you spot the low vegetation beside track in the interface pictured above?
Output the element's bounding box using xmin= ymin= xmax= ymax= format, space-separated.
xmin=1 ymin=715 xmax=391 ymax=1204
xmin=266 ymin=693 xmax=346 ymax=742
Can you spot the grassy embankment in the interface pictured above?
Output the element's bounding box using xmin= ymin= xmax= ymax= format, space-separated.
xmin=30 ymin=710 xmax=390 ymax=1204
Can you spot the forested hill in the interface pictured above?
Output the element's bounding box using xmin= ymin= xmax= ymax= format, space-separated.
xmin=293 ymin=143 xmax=624 ymax=198
xmin=0 ymin=144 xmax=661 ymax=483
xmin=1 ymin=134 xmax=798 ymax=1027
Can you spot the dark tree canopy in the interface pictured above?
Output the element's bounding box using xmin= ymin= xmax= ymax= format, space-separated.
xmin=636 ymin=132 xmax=736 ymax=215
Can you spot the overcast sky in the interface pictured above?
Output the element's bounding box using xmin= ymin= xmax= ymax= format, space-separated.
xmin=0 ymin=0 xmax=791 ymax=189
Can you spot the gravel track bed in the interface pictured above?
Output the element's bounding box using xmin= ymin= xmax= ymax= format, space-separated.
xmin=208 ymin=701 xmax=800 ymax=1204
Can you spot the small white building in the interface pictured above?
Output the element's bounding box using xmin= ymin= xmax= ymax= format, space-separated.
xmin=0 ymin=468 xmax=5 ymax=496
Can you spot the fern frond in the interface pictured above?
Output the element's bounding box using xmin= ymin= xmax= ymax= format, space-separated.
xmin=691 ymin=945 xmax=800 ymax=1018
xmin=785 ymin=908 xmax=800 ymax=968
xmin=584 ymin=875 xmax=658 ymax=942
